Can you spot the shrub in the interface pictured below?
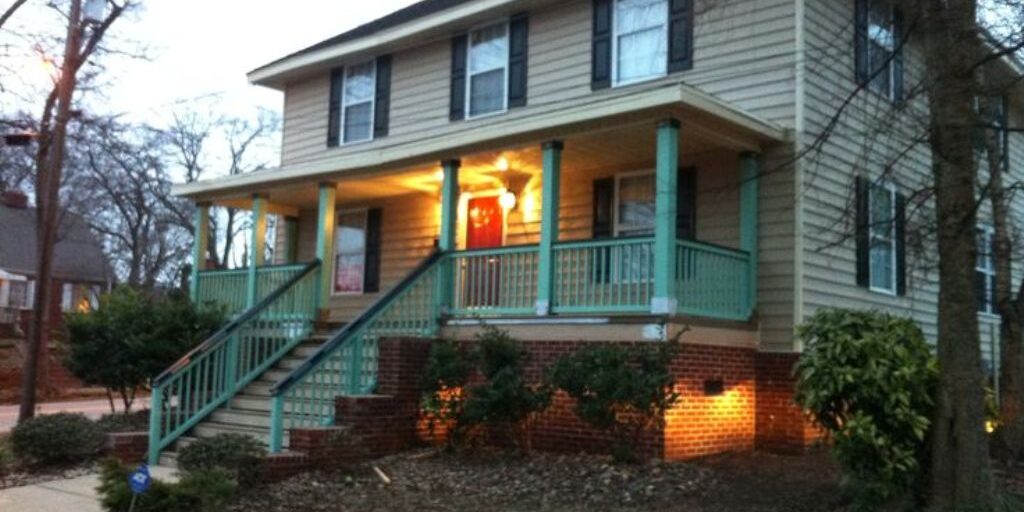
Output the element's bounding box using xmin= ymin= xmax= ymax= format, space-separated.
xmin=95 ymin=411 xmax=150 ymax=434
xmin=176 ymin=434 xmax=266 ymax=487
xmin=460 ymin=327 xmax=552 ymax=453
xmin=64 ymin=288 xmax=225 ymax=411
xmin=0 ymin=438 xmax=14 ymax=487
xmin=549 ymin=341 xmax=680 ymax=463
xmin=794 ymin=309 xmax=937 ymax=510
xmin=10 ymin=413 xmax=104 ymax=466
xmin=98 ymin=458 xmax=236 ymax=512
xmin=420 ymin=339 xmax=474 ymax=447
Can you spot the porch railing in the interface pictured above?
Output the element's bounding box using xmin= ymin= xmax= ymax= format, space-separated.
xmin=148 ymin=261 xmax=320 ymax=464
xmin=676 ymin=240 xmax=752 ymax=321
xmin=449 ymin=245 xmax=540 ymax=316
xmin=194 ymin=263 xmax=312 ymax=317
xmin=268 ymin=251 xmax=444 ymax=452
xmin=552 ymin=237 xmax=655 ymax=314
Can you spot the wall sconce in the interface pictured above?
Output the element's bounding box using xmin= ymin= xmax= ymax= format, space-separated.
xmin=499 ymin=189 xmax=517 ymax=211
xmin=703 ymin=378 xmax=725 ymax=396
xmin=495 ymin=156 xmax=510 ymax=172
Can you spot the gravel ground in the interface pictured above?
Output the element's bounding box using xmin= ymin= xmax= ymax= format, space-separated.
xmin=231 ymin=449 xmax=848 ymax=512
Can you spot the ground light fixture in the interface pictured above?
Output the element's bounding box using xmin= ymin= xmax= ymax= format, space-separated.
xmin=703 ymin=378 xmax=725 ymax=396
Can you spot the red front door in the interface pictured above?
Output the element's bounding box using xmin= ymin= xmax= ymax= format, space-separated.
xmin=465 ymin=196 xmax=503 ymax=307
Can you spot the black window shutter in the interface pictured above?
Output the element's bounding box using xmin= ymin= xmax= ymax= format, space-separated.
xmin=450 ymin=35 xmax=469 ymax=121
xmin=668 ymin=0 xmax=694 ymax=73
xmin=592 ymin=177 xmax=614 ymax=283
xmin=677 ymin=167 xmax=697 ymax=239
xmin=895 ymin=192 xmax=907 ymax=296
xmin=327 ymin=67 xmax=345 ymax=147
xmin=364 ymin=208 xmax=383 ymax=293
xmin=854 ymin=0 xmax=869 ymax=85
xmin=892 ymin=8 xmax=905 ymax=102
xmin=508 ymin=13 xmax=529 ymax=109
xmin=374 ymin=55 xmax=392 ymax=138
xmin=855 ymin=176 xmax=871 ymax=288
xmin=591 ymin=0 xmax=613 ymax=90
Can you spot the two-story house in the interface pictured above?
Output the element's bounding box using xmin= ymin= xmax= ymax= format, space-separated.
xmin=151 ymin=0 xmax=1024 ymax=465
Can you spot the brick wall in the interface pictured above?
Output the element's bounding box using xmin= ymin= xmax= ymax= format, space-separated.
xmin=754 ymin=352 xmax=821 ymax=453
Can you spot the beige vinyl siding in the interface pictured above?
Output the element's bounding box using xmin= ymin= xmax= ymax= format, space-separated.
xmin=280 ymin=0 xmax=798 ymax=168
xmin=798 ymin=0 xmax=1024 ymax=362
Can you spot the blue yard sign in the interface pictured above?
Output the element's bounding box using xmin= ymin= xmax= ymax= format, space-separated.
xmin=129 ymin=464 xmax=151 ymax=494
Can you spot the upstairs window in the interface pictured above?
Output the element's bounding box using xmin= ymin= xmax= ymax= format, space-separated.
xmin=467 ymin=23 xmax=509 ymax=118
xmin=614 ymin=0 xmax=669 ymax=85
xmin=341 ymin=61 xmax=376 ymax=144
xmin=976 ymin=226 xmax=996 ymax=315
xmin=855 ymin=0 xmax=904 ymax=101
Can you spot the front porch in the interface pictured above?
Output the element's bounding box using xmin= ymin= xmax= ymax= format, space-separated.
xmin=189 ymin=115 xmax=765 ymax=325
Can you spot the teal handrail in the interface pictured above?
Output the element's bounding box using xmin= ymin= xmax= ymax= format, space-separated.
xmin=148 ymin=260 xmax=320 ymax=464
xmin=268 ymin=251 xmax=444 ymax=452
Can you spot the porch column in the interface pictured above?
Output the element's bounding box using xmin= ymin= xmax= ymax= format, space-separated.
xmin=739 ymin=152 xmax=760 ymax=316
xmin=189 ymin=202 xmax=210 ymax=303
xmin=315 ymin=183 xmax=337 ymax=315
xmin=652 ymin=118 xmax=680 ymax=315
xmin=536 ymin=140 xmax=563 ymax=316
xmin=247 ymin=194 xmax=268 ymax=308
xmin=436 ymin=160 xmax=460 ymax=313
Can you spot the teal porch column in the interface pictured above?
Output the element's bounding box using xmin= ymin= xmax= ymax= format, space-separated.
xmin=536 ymin=140 xmax=563 ymax=315
xmin=436 ymin=160 xmax=460 ymax=313
xmin=652 ymin=119 xmax=680 ymax=315
xmin=189 ymin=202 xmax=210 ymax=303
xmin=739 ymin=152 xmax=760 ymax=316
xmin=247 ymin=194 xmax=268 ymax=308
xmin=316 ymin=183 xmax=337 ymax=315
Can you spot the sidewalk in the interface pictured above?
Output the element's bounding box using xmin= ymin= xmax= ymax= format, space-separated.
xmin=0 ymin=466 xmax=176 ymax=512
xmin=0 ymin=398 xmax=149 ymax=433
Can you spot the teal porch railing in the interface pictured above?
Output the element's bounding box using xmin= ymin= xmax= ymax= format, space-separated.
xmin=148 ymin=261 xmax=320 ymax=464
xmin=268 ymin=251 xmax=444 ymax=452
xmin=195 ymin=263 xmax=312 ymax=317
xmin=675 ymin=240 xmax=752 ymax=321
xmin=552 ymin=237 xmax=655 ymax=314
xmin=449 ymin=245 xmax=539 ymax=316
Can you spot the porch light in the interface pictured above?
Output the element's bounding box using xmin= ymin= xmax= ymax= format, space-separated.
xmin=499 ymin=190 xmax=517 ymax=210
xmin=495 ymin=156 xmax=510 ymax=172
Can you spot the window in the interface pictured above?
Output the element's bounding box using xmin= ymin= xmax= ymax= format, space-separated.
xmin=976 ymin=226 xmax=996 ymax=315
xmin=868 ymin=182 xmax=897 ymax=294
xmin=615 ymin=172 xmax=656 ymax=236
xmin=341 ymin=61 xmax=376 ymax=144
xmin=865 ymin=1 xmax=896 ymax=97
xmin=62 ymin=283 xmax=74 ymax=312
xmin=61 ymin=283 xmax=101 ymax=312
xmin=333 ymin=210 xmax=368 ymax=295
xmin=467 ymin=23 xmax=509 ymax=118
xmin=613 ymin=0 xmax=669 ymax=85
xmin=7 ymin=279 xmax=33 ymax=310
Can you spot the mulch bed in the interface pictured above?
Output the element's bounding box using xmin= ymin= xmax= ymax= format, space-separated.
xmin=231 ymin=449 xmax=849 ymax=512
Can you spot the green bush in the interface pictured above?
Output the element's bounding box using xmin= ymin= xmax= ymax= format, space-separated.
xmin=176 ymin=434 xmax=265 ymax=487
xmin=64 ymin=288 xmax=225 ymax=411
xmin=549 ymin=341 xmax=680 ymax=463
xmin=97 ymin=459 xmax=236 ymax=512
xmin=0 ymin=437 xmax=14 ymax=486
xmin=10 ymin=413 xmax=104 ymax=466
xmin=420 ymin=339 xmax=474 ymax=446
xmin=794 ymin=309 xmax=937 ymax=510
xmin=95 ymin=411 xmax=150 ymax=434
xmin=460 ymin=327 xmax=552 ymax=453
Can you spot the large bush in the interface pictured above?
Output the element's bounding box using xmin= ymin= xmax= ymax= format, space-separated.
xmin=64 ymin=287 xmax=224 ymax=410
xmin=420 ymin=339 xmax=474 ymax=447
xmin=98 ymin=459 xmax=236 ymax=512
xmin=794 ymin=309 xmax=937 ymax=510
xmin=176 ymin=434 xmax=266 ymax=487
xmin=9 ymin=413 xmax=104 ymax=466
xmin=549 ymin=341 xmax=679 ymax=463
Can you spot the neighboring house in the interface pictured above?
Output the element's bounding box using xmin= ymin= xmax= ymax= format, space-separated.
xmin=156 ymin=0 xmax=1024 ymax=465
xmin=0 ymin=189 xmax=112 ymax=400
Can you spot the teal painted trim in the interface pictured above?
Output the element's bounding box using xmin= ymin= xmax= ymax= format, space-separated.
xmin=248 ymin=196 xmax=267 ymax=308
xmin=739 ymin=152 xmax=760 ymax=316
xmin=551 ymin=304 xmax=650 ymax=315
xmin=190 ymin=205 xmax=210 ymax=303
xmin=269 ymin=396 xmax=284 ymax=453
xmin=555 ymin=236 xmax=654 ymax=250
xmin=653 ymin=119 xmax=680 ymax=312
xmin=436 ymin=160 xmax=460 ymax=312
xmin=147 ymin=387 xmax=164 ymax=465
xmin=536 ymin=141 xmax=563 ymax=315
xmin=316 ymin=184 xmax=337 ymax=311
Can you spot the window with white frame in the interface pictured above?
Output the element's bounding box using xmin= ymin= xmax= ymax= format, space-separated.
xmin=976 ymin=226 xmax=996 ymax=314
xmin=614 ymin=0 xmax=669 ymax=86
xmin=341 ymin=61 xmax=376 ymax=144
xmin=7 ymin=279 xmax=33 ymax=310
xmin=333 ymin=210 xmax=368 ymax=295
xmin=615 ymin=172 xmax=656 ymax=236
xmin=869 ymin=182 xmax=897 ymax=294
xmin=467 ymin=23 xmax=509 ymax=118
xmin=866 ymin=0 xmax=896 ymax=98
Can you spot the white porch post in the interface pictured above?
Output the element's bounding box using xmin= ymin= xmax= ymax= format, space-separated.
xmin=189 ymin=202 xmax=210 ymax=303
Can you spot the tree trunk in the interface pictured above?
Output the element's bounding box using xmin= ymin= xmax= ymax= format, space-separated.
xmin=18 ymin=0 xmax=84 ymax=424
xmin=919 ymin=0 xmax=995 ymax=508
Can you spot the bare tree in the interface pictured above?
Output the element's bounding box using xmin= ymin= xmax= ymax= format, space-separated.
xmin=0 ymin=0 xmax=28 ymax=31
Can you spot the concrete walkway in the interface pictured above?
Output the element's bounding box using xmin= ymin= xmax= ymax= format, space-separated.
xmin=0 ymin=398 xmax=149 ymax=433
xmin=0 ymin=466 xmax=176 ymax=512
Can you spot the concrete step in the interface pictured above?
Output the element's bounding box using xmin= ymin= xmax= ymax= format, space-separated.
xmin=229 ymin=393 xmax=340 ymax=414
xmin=191 ymin=421 xmax=284 ymax=448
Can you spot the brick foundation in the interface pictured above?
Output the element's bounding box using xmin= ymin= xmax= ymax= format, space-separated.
xmin=754 ymin=352 xmax=821 ymax=453
xmin=105 ymin=432 xmax=149 ymax=464
xmin=264 ymin=452 xmax=309 ymax=482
